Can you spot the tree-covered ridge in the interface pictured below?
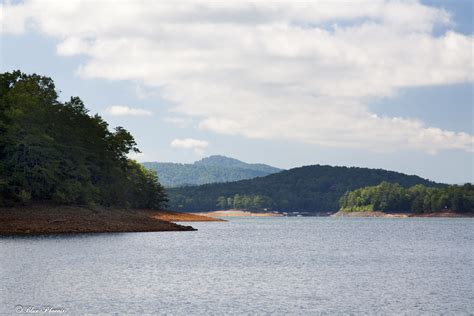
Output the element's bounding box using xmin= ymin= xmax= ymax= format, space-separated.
xmin=339 ymin=182 xmax=473 ymax=213
xmin=142 ymin=155 xmax=282 ymax=187
xmin=0 ymin=71 xmax=167 ymax=209
xmin=195 ymin=155 xmax=281 ymax=173
xmin=167 ymin=164 xmax=441 ymax=213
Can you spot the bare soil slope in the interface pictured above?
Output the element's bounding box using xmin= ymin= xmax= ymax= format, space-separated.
xmin=150 ymin=210 xmax=226 ymax=222
xmin=0 ymin=204 xmax=197 ymax=235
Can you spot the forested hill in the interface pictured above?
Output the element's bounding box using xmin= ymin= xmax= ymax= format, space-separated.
xmin=0 ymin=71 xmax=167 ymax=209
xmin=339 ymin=182 xmax=473 ymax=213
xmin=194 ymin=155 xmax=280 ymax=173
xmin=142 ymin=155 xmax=283 ymax=187
xmin=167 ymin=165 xmax=441 ymax=213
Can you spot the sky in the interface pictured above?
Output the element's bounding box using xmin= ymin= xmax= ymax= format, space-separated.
xmin=0 ymin=0 xmax=472 ymax=184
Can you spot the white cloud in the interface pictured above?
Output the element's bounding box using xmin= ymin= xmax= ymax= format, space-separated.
xmin=164 ymin=116 xmax=193 ymax=128
xmin=104 ymin=105 xmax=152 ymax=117
xmin=170 ymin=138 xmax=209 ymax=155
xmin=134 ymin=84 xmax=159 ymax=100
xmin=2 ymin=0 xmax=473 ymax=153
xmin=56 ymin=36 xmax=91 ymax=56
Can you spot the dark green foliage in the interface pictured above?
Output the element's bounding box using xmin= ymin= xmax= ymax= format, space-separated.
xmin=0 ymin=71 xmax=167 ymax=209
xmin=167 ymin=164 xmax=440 ymax=213
xmin=339 ymin=182 xmax=473 ymax=213
xmin=142 ymin=155 xmax=282 ymax=187
xmin=216 ymin=194 xmax=273 ymax=210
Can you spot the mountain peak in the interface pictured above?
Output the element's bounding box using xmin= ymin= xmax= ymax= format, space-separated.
xmin=195 ymin=155 xmax=248 ymax=167
xmin=194 ymin=155 xmax=283 ymax=173
xmin=142 ymin=155 xmax=283 ymax=187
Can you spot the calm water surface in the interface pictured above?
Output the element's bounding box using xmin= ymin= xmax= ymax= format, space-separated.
xmin=1 ymin=217 xmax=473 ymax=314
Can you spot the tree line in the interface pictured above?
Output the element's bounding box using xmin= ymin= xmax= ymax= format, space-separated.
xmin=0 ymin=71 xmax=167 ymax=209
xmin=339 ymin=182 xmax=473 ymax=213
xmin=216 ymin=194 xmax=274 ymax=210
xmin=167 ymin=164 xmax=441 ymax=213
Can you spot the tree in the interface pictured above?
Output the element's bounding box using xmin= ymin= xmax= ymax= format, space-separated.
xmin=0 ymin=70 xmax=167 ymax=209
xmin=339 ymin=182 xmax=473 ymax=213
xmin=216 ymin=196 xmax=227 ymax=209
xmin=233 ymin=194 xmax=242 ymax=209
xmin=166 ymin=164 xmax=441 ymax=213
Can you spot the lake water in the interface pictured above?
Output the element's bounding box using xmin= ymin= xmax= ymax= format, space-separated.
xmin=1 ymin=217 xmax=473 ymax=314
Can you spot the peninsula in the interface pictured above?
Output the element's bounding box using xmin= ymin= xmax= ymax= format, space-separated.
xmin=0 ymin=204 xmax=224 ymax=236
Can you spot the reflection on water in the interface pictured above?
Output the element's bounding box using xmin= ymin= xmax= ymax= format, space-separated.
xmin=1 ymin=217 xmax=473 ymax=314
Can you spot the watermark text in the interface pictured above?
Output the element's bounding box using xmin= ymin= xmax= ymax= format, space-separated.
xmin=15 ymin=305 xmax=65 ymax=314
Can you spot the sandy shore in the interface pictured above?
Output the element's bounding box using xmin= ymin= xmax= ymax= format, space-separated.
xmin=193 ymin=209 xmax=283 ymax=217
xmin=0 ymin=204 xmax=200 ymax=236
xmin=150 ymin=210 xmax=226 ymax=222
xmin=331 ymin=211 xmax=473 ymax=218
xmin=331 ymin=211 xmax=409 ymax=218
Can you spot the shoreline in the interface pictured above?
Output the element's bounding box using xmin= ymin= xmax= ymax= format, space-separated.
xmin=3 ymin=204 xmax=470 ymax=236
xmin=150 ymin=210 xmax=226 ymax=222
xmin=0 ymin=204 xmax=220 ymax=236
xmin=193 ymin=209 xmax=283 ymax=217
xmin=331 ymin=210 xmax=474 ymax=218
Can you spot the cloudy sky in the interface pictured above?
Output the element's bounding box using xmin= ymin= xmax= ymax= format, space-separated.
xmin=1 ymin=0 xmax=472 ymax=183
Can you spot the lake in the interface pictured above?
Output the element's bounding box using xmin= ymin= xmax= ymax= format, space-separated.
xmin=1 ymin=217 xmax=473 ymax=314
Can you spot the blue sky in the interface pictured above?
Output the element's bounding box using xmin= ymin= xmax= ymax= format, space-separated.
xmin=1 ymin=0 xmax=472 ymax=184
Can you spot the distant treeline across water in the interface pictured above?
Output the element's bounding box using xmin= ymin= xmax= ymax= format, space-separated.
xmin=166 ymin=164 xmax=454 ymax=214
xmin=340 ymin=182 xmax=473 ymax=214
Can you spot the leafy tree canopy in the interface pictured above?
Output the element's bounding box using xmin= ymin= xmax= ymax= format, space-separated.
xmin=166 ymin=164 xmax=441 ymax=213
xmin=339 ymin=182 xmax=473 ymax=213
xmin=0 ymin=70 xmax=167 ymax=209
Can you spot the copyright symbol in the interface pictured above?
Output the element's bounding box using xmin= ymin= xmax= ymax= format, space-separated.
xmin=15 ymin=305 xmax=23 ymax=313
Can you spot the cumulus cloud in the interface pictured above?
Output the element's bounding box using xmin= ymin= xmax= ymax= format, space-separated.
xmin=164 ymin=116 xmax=193 ymax=128
xmin=104 ymin=105 xmax=152 ymax=117
xmin=2 ymin=0 xmax=473 ymax=153
xmin=170 ymin=138 xmax=209 ymax=155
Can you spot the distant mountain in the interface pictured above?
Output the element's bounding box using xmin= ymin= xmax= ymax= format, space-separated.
xmin=167 ymin=164 xmax=442 ymax=214
xmin=194 ymin=155 xmax=281 ymax=174
xmin=142 ymin=155 xmax=283 ymax=187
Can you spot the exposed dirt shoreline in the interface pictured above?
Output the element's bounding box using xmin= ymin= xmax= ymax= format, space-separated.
xmin=193 ymin=209 xmax=283 ymax=217
xmin=0 ymin=204 xmax=222 ymax=236
xmin=150 ymin=210 xmax=226 ymax=222
xmin=331 ymin=211 xmax=474 ymax=218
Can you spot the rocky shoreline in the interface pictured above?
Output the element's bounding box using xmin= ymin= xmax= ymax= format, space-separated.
xmin=0 ymin=204 xmax=224 ymax=236
xmin=150 ymin=210 xmax=226 ymax=222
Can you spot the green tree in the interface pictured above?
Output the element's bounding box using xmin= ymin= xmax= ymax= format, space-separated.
xmin=216 ymin=196 xmax=227 ymax=209
xmin=339 ymin=182 xmax=473 ymax=213
xmin=0 ymin=70 xmax=167 ymax=209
